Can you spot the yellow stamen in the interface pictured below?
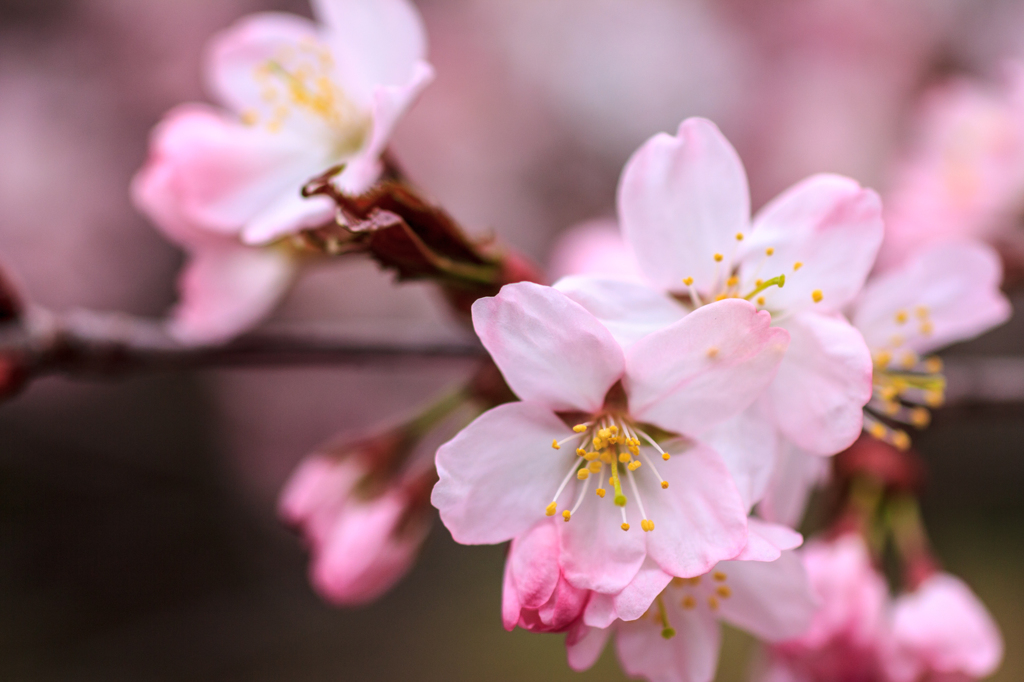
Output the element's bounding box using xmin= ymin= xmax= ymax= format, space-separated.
xmin=562 ymin=510 xmax=571 ymax=521
xmin=551 ymin=439 xmax=560 ymax=450
xmin=713 ymin=571 xmax=727 ymax=581
xmin=895 ymin=310 xmax=909 ymax=324
xmin=925 ymin=356 xmax=943 ymax=373
xmin=765 ymin=247 xmax=775 ymax=256
xmin=707 ymin=347 xmax=719 ymax=359
xmin=920 ymin=321 xmax=934 ymax=335
xmin=893 ymin=430 xmax=911 ymax=451
xmin=621 ymin=523 xmax=630 ymax=531
xmin=641 ymin=519 xmax=655 ymax=532
xmin=596 ymin=488 xmax=606 ymax=498
xmin=735 ymin=233 xmax=744 ymax=241
xmin=726 ymin=276 xmax=739 ymax=288
xmin=812 ymin=289 xmax=823 ymax=303
xmin=545 ymin=502 xmax=557 ymax=516
xmin=587 ymin=460 xmax=602 ymax=473
xmin=683 ymin=277 xmax=694 ymax=286
xmin=660 ymin=481 xmax=669 ymax=489
xmin=576 ymin=448 xmax=587 ymax=457
xmin=619 ymin=452 xmax=631 ymax=464
xmin=577 ymin=469 xmax=590 ymax=480
xmin=707 ymin=596 xmax=720 ymax=610
xmin=628 ymin=461 xmax=642 ymax=471
xmin=682 ymin=595 xmax=697 ymax=609
xmin=757 ymin=296 xmax=765 ymax=305
xmin=911 ymin=408 xmax=931 ymax=428
xmin=573 ymin=424 xmax=588 ymax=433
xmin=793 ymin=262 xmax=803 ymax=271
xmin=716 ymin=585 xmax=732 ymax=598
xmin=713 ymin=253 xmax=724 ymax=262
xmin=874 ymin=350 xmax=893 ymax=367
xmin=915 ymin=305 xmax=930 ymax=319
xmin=662 ymin=453 xmax=670 ymax=461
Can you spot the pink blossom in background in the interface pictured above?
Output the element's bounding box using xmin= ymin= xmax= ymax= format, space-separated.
xmin=433 ymin=280 xmax=788 ymax=598
xmin=133 ymin=0 xmax=434 ymax=343
xmin=553 ymin=117 xmax=881 ymax=457
xmin=881 ymin=572 xmax=1003 ymax=682
xmin=879 ymin=64 xmax=1024 ymax=272
xmin=760 ymin=534 xmax=889 ymax=682
xmin=567 ymin=520 xmax=815 ymax=682
xmin=279 ymin=453 xmax=432 ymax=606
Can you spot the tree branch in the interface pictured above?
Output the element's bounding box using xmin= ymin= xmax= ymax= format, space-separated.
xmin=1 ymin=308 xmax=485 ymax=379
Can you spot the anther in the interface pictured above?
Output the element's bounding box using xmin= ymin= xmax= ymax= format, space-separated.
xmin=576 ymin=448 xmax=587 ymax=457
xmin=812 ymin=290 xmax=823 ymax=303
xmin=661 ymin=481 xmax=669 ymax=489
xmin=628 ymin=461 xmax=642 ymax=471
xmin=893 ymin=430 xmax=911 ymax=450
xmin=707 ymin=347 xmax=719 ymax=359
xmin=793 ymin=262 xmax=803 ymax=271
xmin=713 ymin=571 xmax=727 ymax=581
xmin=683 ymin=277 xmax=694 ymax=286
xmin=735 ymin=233 xmax=744 ymax=241
xmin=662 ymin=453 xmax=670 ymax=461
xmin=551 ymin=439 xmax=560 ymax=450
xmin=562 ymin=510 xmax=571 ymax=522
xmin=641 ymin=519 xmax=655 ymax=532
xmin=619 ymin=452 xmax=631 ymax=464
xmin=545 ymin=502 xmax=557 ymax=516
xmin=707 ymin=596 xmax=720 ymax=611
xmin=713 ymin=253 xmax=724 ymax=262
xmin=726 ymin=275 xmax=739 ymax=288
xmin=757 ymin=296 xmax=765 ymax=305
xmin=925 ymin=357 xmax=943 ymax=373
xmin=621 ymin=523 xmax=630 ymax=531
xmin=765 ymin=247 xmax=775 ymax=256
xmin=911 ymin=408 xmax=930 ymax=428
xmin=682 ymin=596 xmax=696 ymax=609
xmin=573 ymin=424 xmax=588 ymax=433
xmin=596 ymin=488 xmax=606 ymax=498
xmin=916 ymin=305 xmax=929 ymax=319
xmin=896 ymin=310 xmax=908 ymax=324
xmin=920 ymin=321 xmax=934 ymax=335
xmin=577 ymin=469 xmax=590 ymax=480
xmin=716 ymin=585 xmax=732 ymax=598
xmin=587 ymin=461 xmax=602 ymax=473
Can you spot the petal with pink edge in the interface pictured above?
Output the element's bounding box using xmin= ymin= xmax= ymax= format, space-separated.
xmin=642 ymin=442 xmax=749 ymax=579
xmin=432 ymin=402 xmax=573 ymax=545
xmin=764 ymin=312 xmax=872 ymax=456
xmin=611 ymin=559 xmax=674 ymax=622
xmin=853 ymin=240 xmax=1010 ymax=357
xmin=473 ymin=282 xmax=626 ymax=413
xmin=554 ymin=275 xmax=688 ymax=349
xmin=699 ymin=403 xmax=778 ymax=512
xmin=619 ymin=117 xmax=750 ymax=295
xmin=617 ymin=599 xmax=722 ymax=682
xmin=715 ymin=551 xmax=817 ymax=641
xmin=566 ymin=623 xmax=611 ymax=672
xmin=335 ymin=61 xmax=435 ymax=195
xmin=742 ymin=174 xmax=883 ymax=314
xmin=733 ymin=518 xmax=804 ymax=563
xmin=168 ymin=243 xmax=296 ymax=345
xmin=312 ymin=0 xmax=427 ymax=106
xmin=625 ymin=299 xmax=789 ymax=438
xmin=508 ymin=521 xmax=561 ymax=611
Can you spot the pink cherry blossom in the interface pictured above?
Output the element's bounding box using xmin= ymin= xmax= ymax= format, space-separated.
xmin=133 ymin=0 xmax=434 ymax=342
xmin=881 ymin=573 xmax=1003 ymax=682
xmin=851 ymin=239 xmax=1011 ymax=450
xmin=502 ymin=520 xmax=590 ymax=633
xmin=567 ymin=520 xmax=815 ymax=682
xmin=433 ymin=281 xmax=789 ymax=595
xmin=879 ymin=64 xmax=1024 ymax=272
xmin=761 ymin=533 xmax=888 ymax=682
xmin=279 ymin=454 xmax=432 ymax=606
xmin=556 ymin=117 xmax=882 ymax=456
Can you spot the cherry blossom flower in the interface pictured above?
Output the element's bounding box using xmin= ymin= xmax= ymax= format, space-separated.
xmin=881 ymin=572 xmax=1003 ymax=682
xmin=279 ymin=453 xmax=433 ymax=606
xmin=879 ymin=64 xmax=1024 ymax=272
xmin=433 ymin=281 xmax=789 ymax=595
xmin=565 ymin=520 xmax=816 ymax=682
xmin=760 ymin=534 xmax=889 ymax=682
xmin=555 ymin=117 xmax=883 ymax=457
xmin=851 ymin=239 xmax=1010 ymax=450
xmin=133 ymin=0 xmax=434 ymax=342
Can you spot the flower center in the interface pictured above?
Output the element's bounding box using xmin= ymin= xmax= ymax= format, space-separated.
xmin=679 ymin=233 xmax=822 ymax=313
xmin=244 ymin=39 xmax=369 ymax=156
xmin=546 ymin=415 xmax=671 ymax=532
xmin=646 ymin=571 xmax=733 ymax=639
xmin=863 ymin=306 xmax=945 ymax=450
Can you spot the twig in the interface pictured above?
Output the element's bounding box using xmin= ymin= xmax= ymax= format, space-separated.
xmin=0 ymin=307 xmax=485 ymax=379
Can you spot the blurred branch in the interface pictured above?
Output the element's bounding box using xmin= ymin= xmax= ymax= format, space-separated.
xmin=944 ymin=356 xmax=1024 ymax=405
xmin=0 ymin=308 xmax=485 ymax=382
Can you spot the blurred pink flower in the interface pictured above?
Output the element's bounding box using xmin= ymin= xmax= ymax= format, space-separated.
xmin=879 ymin=64 xmax=1024 ymax=272
xmin=502 ymin=519 xmax=590 ymax=634
xmin=762 ymin=533 xmax=888 ymax=682
xmin=881 ymin=573 xmax=1003 ymax=682
xmin=133 ymin=0 xmax=434 ymax=342
xmin=279 ymin=452 xmax=432 ymax=606
xmin=554 ymin=117 xmax=882 ymax=457
xmin=432 ymin=281 xmax=788 ymax=594
xmin=567 ymin=520 xmax=815 ymax=682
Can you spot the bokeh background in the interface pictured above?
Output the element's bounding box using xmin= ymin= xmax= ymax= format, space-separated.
xmin=2 ymin=0 xmax=1023 ymax=679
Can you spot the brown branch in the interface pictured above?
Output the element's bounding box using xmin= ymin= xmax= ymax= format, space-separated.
xmin=0 ymin=308 xmax=485 ymax=381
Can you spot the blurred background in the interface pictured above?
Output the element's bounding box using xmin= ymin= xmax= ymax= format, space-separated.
xmin=2 ymin=0 xmax=1023 ymax=679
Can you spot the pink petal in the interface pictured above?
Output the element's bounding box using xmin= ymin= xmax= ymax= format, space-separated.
xmin=548 ymin=219 xmax=646 ymax=284
xmin=558 ymin=484 xmax=647 ymax=594
xmin=757 ymin=440 xmax=830 ymax=528
xmin=432 ymin=402 xmax=574 ymax=545
xmin=734 ymin=518 xmax=804 ymax=563
xmin=700 ymin=403 xmax=778 ymax=512
xmin=715 ymin=551 xmax=818 ymax=641
xmin=566 ymin=623 xmax=611 ymax=672
xmin=742 ymin=174 xmax=883 ymax=314
xmin=278 ymin=456 xmax=362 ymax=548
xmin=554 ymin=275 xmax=688 ymax=349
xmin=884 ymin=573 xmax=1003 ymax=682
xmin=240 ymin=186 xmax=337 ymax=244
xmin=472 ymin=282 xmax=626 ymax=413
xmin=312 ymin=0 xmax=428 ymax=107
xmin=625 ymin=299 xmax=789 ymax=438
xmin=616 ymin=600 xmax=722 ymax=682
xmin=642 ymin=442 xmax=749 ymax=579
xmin=142 ymin=104 xmax=327 ymax=235
xmin=508 ymin=520 xmax=561 ymax=610
xmin=167 ymin=242 xmax=296 ymax=345
xmin=204 ymin=12 xmax=321 ymax=124
xmin=619 ymin=117 xmax=751 ymax=295
xmin=853 ymin=240 xmax=1010 ymax=357
xmin=764 ymin=312 xmax=872 ymax=456
xmin=610 ymin=559 xmax=674 ymax=622
xmin=334 ymin=61 xmax=435 ymax=195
